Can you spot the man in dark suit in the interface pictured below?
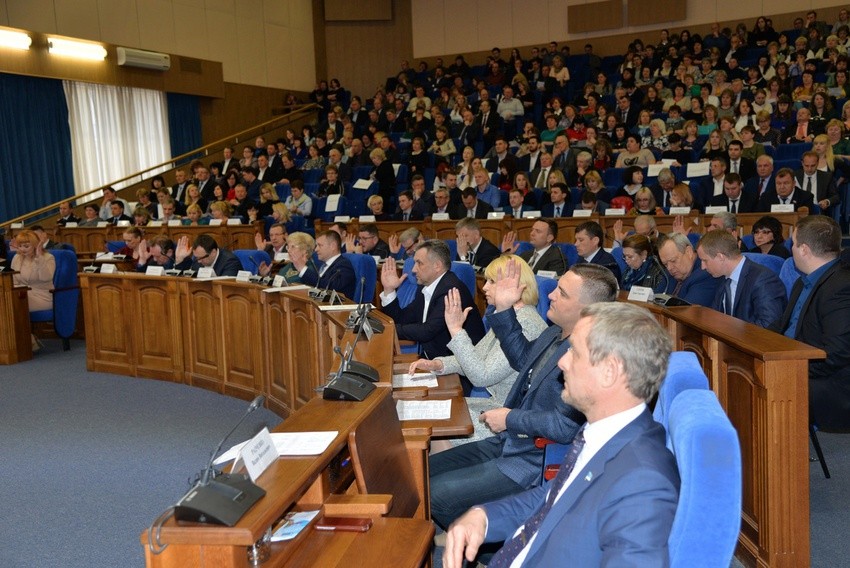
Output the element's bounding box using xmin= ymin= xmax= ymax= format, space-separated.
xmin=512 ymin=218 xmax=568 ymax=276
xmin=650 ymin=168 xmax=677 ymax=210
xmin=517 ymin=135 xmax=543 ymax=174
xmin=430 ymin=262 xmax=619 ymax=531
xmin=297 ymin=230 xmax=357 ymax=300
xmin=379 ymin=239 xmax=485 ymax=360
xmin=769 ymin=215 xmax=850 ymax=430
xmin=171 ymin=169 xmax=190 ymax=203
xmin=695 ymin=158 xmax=728 ymax=209
xmin=443 ymin=302 xmax=679 ymax=567
xmin=658 ymin=232 xmax=722 ymax=307
xmin=255 ymin=154 xmax=280 ymax=184
xmin=194 ymin=166 xmax=215 ymax=202
xmin=106 ymin=201 xmax=133 ymax=225
xmin=453 ymin=188 xmax=494 ymax=219
xmin=795 ymin=151 xmax=840 ymax=213
xmin=709 ymin=173 xmax=758 ymax=213
xmin=757 ymin=167 xmax=815 ymax=212
xmin=173 ymin=233 xmax=242 ymax=277
xmin=56 ymin=201 xmax=80 ymax=227
xmin=475 ymin=99 xmax=503 ymax=151
xmin=574 ymin=221 xmax=621 ymax=282
xmin=455 ymin=217 xmax=501 ymax=270
xmin=541 ymin=183 xmax=573 ymax=218
xmin=503 ymin=189 xmax=532 ymax=218
xmin=392 ymin=190 xmax=426 ymax=221
xmin=529 ymin=152 xmax=559 ymax=191
xmin=240 ymin=166 xmax=263 ymax=202
xmin=726 ymin=141 xmax=756 ymax=183
xmin=278 ymin=153 xmax=302 ymax=185
xmin=696 ymin=230 xmax=786 ymax=327
xmin=455 ymin=108 xmax=482 ymax=148
xmin=551 ymin=134 xmax=577 ymax=177
xmin=347 ymin=96 xmax=369 ymax=138
xmin=743 ymin=155 xmax=777 ymax=198
xmin=782 ymin=106 xmax=815 ymax=144
xmin=220 ymin=146 xmax=237 ymax=176
xmin=616 ymin=95 xmax=639 ymax=129
xmin=351 ymin=223 xmax=391 ymax=259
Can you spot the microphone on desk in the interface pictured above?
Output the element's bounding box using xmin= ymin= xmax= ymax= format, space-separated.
xmin=172 ymin=395 xmax=267 ymax=526
xmin=309 ymin=267 xmax=341 ymax=303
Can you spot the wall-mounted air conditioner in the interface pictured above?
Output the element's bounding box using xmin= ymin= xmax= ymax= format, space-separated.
xmin=117 ymin=47 xmax=171 ymax=71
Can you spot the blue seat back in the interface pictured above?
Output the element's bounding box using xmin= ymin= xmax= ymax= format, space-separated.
xmin=779 ymin=256 xmax=801 ymax=298
xmin=666 ymin=390 xmax=742 ymax=568
xmin=450 ymin=261 xmax=476 ymax=299
xmin=29 ymin=249 xmax=79 ymax=340
xmin=741 ymin=234 xmax=755 ymax=250
xmin=514 ymin=241 xmax=533 ymax=256
xmin=444 ymin=239 xmax=458 ymax=261
xmin=396 ymin=257 xmax=418 ymax=308
xmin=556 ymin=243 xmax=578 ymax=267
xmin=611 ymin=246 xmax=627 ymax=276
xmin=343 ymin=253 xmax=377 ymax=303
xmin=106 ymin=240 xmax=125 ymax=253
xmin=534 ymin=275 xmax=558 ymax=324
xmin=742 ymin=252 xmax=784 ymax=275
xmin=653 ymin=351 xmax=709 ymax=433
xmin=233 ymin=250 xmax=271 ymax=275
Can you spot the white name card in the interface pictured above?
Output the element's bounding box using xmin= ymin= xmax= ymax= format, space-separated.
xmin=771 ymin=204 xmax=795 ymax=213
xmin=149 ymin=221 xmax=163 ymax=227
xmin=353 ymin=179 xmax=372 ymax=190
xmin=605 ymin=208 xmax=626 ymax=216
xmin=522 ymin=210 xmax=541 ymax=219
xmin=117 ymin=220 xmax=130 ymax=227
xmin=647 ymin=163 xmax=666 ymax=177
xmin=145 ymin=266 xmax=165 ymax=276
xmin=168 ymin=219 xmax=182 ymax=227
xmin=274 ymin=252 xmax=288 ymax=262
xmin=226 ymin=218 xmax=242 ymax=225
xmin=686 ymin=161 xmax=711 ymax=177
xmin=704 ymin=206 xmax=726 ymax=215
xmin=272 ymin=275 xmax=286 ymax=287
xmin=11 ymin=222 xmax=23 ymax=229
xmin=65 ymin=222 xmax=78 ymax=228
xmin=572 ymin=209 xmax=592 ymax=217
xmin=359 ymin=215 xmax=376 ymax=222
xmin=326 ymin=195 xmax=340 ymax=212
xmin=236 ymin=270 xmax=252 ymax=282
xmin=197 ymin=267 xmax=215 ymax=278
xmin=628 ymin=286 xmax=655 ymax=303
xmin=432 ymin=212 xmax=450 ymax=221
xmin=209 ymin=219 xmax=223 ymax=226
xmin=100 ymin=263 xmax=117 ymax=274
xmin=669 ymin=207 xmax=691 ymax=215
xmin=487 ymin=212 xmax=505 ymax=220
xmin=97 ymin=222 xmax=108 ymax=228
xmin=537 ymin=270 xmax=558 ymax=279
xmin=238 ymin=427 xmax=277 ymax=483
xmin=333 ymin=215 xmax=351 ymax=223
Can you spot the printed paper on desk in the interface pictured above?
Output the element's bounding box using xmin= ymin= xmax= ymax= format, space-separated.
xmin=236 ymin=270 xmax=252 ymax=282
xmin=226 ymin=218 xmax=242 ymax=225
xmin=771 ymin=204 xmax=795 ymax=213
xmin=97 ymin=222 xmax=108 ymax=228
xmin=326 ymin=195 xmax=340 ymax=212
xmin=359 ymin=215 xmax=376 ymax=222
xmin=65 ymin=222 xmax=78 ymax=228
xmin=395 ymin=399 xmax=452 ymax=421
xmin=149 ymin=221 xmax=163 ymax=227
xmin=392 ymin=372 xmax=439 ymax=388
xmin=432 ymin=212 xmax=450 ymax=221
xmin=572 ymin=209 xmax=592 ymax=217
xmin=605 ymin=208 xmax=626 ymax=216
xmin=100 ymin=263 xmax=117 ymax=274
xmin=168 ymin=220 xmax=182 ymax=227
xmin=704 ymin=206 xmax=726 ymax=215
xmin=197 ymin=267 xmax=215 ymax=279
xmin=145 ymin=266 xmax=165 ymax=276
xmin=237 ymin=427 xmax=277 ymax=483
xmin=628 ymin=286 xmax=655 ymax=303
xmin=669 ymin=206 xmax=691 ymax=215
xmin=660 ymin=158 xmax=677 ymax=166
xmin=117 ymin=220 xmax=130 ymax=227
xmin=208 ymin=219 xmax=222 ymax=226
xmin=353 ymin=179 xmax=372 ymax=190
xmin=11 ymin=222 xmax=23 ymax=229
xmin=686 ymin=162 xmax=711 ymax=177
xmin=523 ymin=210 xmax=541 ymax=219
xmin=487 ymin=211 xmax=505 ymax=220
xmin=333 ymin=215 xmax=351 ymax=223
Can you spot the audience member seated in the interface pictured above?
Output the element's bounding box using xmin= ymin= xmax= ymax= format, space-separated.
xmin=369 ymin=147 xmax=397 ymax=203
xmin=380 ymin=239 xmax=485 ymax=359
xmin=795 ymin=151 xmax=840 ymax=214
xmin=709 ymin=173 xmax=758 ymax=213
xmin=366 ymin=194 xmax=391 ymax=220
xmin=429 ymin=262 xmax=617 ymax=531
xmin=542 ymin=183 xmax=573 ymax=218
xmin=105 ymin=200 xmax=132 ymax=225
xmin=757 ymin=167 xmax=815 ymax=212
xmin=115 ymin=227 xmax=146 ymax=263
xmin=471 ymin=166 xmax=502 ymax=210
xmin=748 ymin=216 xmax=791 ymax=259
xmin=158 ymin=198 xmax=181 ymax=224
xmin=574 ymin=221 xmax=621 ymax=281
xmin=696 ymin=230 xmax=787 ymax=327
xmin=408 ymin=255 xmax=548 ymax=446
xmin=78 ymin=204 xmax=101 ymax=227
xmin=285 ymin=180 xmax=312 ymax=218
xmin=98 ymin=187 xmax=129 ymax=221
xmin=658 ymin=232 xmax=722 ymax=306
xmin=296 ymin=230 xmax=356 ymax=300
xmin=10 ymin=229 xmax=56 ymax=352
xmin=260 ymin=231 xmax=317 ymax=281
xmin=56 ymin=201 xmax=79 ymax=227
xmin=455 ymin=188 xmax=494 ymax=219
xmin=317 ymin=164 xmax=346 ymax=197
xmin=455 ymin=217 xmax=501 ymax=270
xmin=135 ymin=235 xmax=176 ymax=272
xmin=621 ymin=234 xmax=666 ymax=292
xmin=388 ymin=227 xmax=425 ymax=260
xmin=346 ymin=223 xmax=390 ymax=259
xmin=257 ymin=222 xmax=288 ymax=260
xmin=503 ymin=219 xmax=567 ymax=276
xmin=393 ymin=190 xmax=426 ymax=221
xmin=442 ymin=303 xmax=678 ymax=567
xmin=174 ymin=233 xmax=242 ymax=277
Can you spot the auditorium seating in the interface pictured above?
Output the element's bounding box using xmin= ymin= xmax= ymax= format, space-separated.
xmin=233 ymin=249 xmax=270 ymax=275
xmin=31 ymin=249 xmax=80 ymax=351
xmin=742 ymin=252 xmax=785 ymax=275
xmin=343 ymin=253 xmax=378 ymax=303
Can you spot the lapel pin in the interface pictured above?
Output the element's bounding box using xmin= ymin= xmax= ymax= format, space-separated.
xmin=585 ymin=471 xmax=593 ymax=482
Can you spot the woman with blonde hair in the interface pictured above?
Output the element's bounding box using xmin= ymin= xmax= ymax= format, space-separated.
xmin=208 ymin=200 xmax=232 ymax=222
xmin=825 ymin=119 xmax=850 ymax=156
xmin=183 ymin=184 xmax=207 ymax=213
xmin=270 ymin=202 xmax=291 ymax=224
xmin=407 ymin=255 xmax=548 ymax=447
xmin=257 ymin=183 xmax=280 ymax=217
xmin=10 ymin=229 xmax=55 ymax=351
xmin=629 ymin=187 xmax=662 ymax=215
xmin=669 ymin=183 xmax=694 ymax=208
xmin=182 ymin=203 xmax=208 ymax=226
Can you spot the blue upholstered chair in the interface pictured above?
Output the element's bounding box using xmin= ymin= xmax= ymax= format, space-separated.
xmin=30 ymin=249 xmax=80 ymax=351
xmin=779 ymin=257 xmax=801 ymax=299
xmin=233 ymin=250 xmax=271 ymax=275
xmin=556 ymin=243 xmax=578 ymax=267
xmin=742 ymin=252 xmax=784 ymax=275
xmin=105 ymin=240 xmax=125 ymax=253
xmin=666 ymin=389 xmax=742 ymax=567
xmin=652 ymin=351 xmax=709 ymax=434
xmin=513 ymin=241 xmax=533 ymax=256
xmin=342 ymin=253 xmax=377 ymax=303
xmin=450 ymin=261 xmax=476 ymax=299
xmin=534 ymin=275 xmax=558 ymax=325
xmin=611 ymin=246 xmax=627 ymax=276
xmin=396 ymin=257 xmax=417 ymax=309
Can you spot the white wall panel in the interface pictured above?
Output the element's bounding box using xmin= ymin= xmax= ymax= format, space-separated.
xmin=54 ymin=0 xmax=100 ymax=40
xmin=137 ymin=0 xmax=177 ymax=55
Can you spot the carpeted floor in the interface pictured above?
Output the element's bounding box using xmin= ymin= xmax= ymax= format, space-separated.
xmin=0 ymin=339 xmax=282 ymax=568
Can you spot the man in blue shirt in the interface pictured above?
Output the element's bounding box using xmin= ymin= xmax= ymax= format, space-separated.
xmin=769 ymin=216 xmax=850 ymax=429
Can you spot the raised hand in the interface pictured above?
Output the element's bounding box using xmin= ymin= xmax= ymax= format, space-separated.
xmin=175 ymin=236 xmax=192 ymax=264
xmin=137 ymin=239 xmax=150 ymax=265
xmin=613 ymin=219 xmax=627 ymax=243
xmin=258 ymin=261 xmax=271 ymax=276
xmin=388 ymin=233 xmax=401 ymax=255
xmin=500 ymin=230 xmax=517 ymax=253
xmin=344 ymin=233 xmax=361 ymax=254
xmin=408 ymin=358 xmax=443 ymax=376
xmin=671 ymin=215 xmax=692 ymax=235
xmin=443 ymin=287 xmax=472 ymax=336
xmin=288 ymin=246 xmax=307 ymax=271
xmin=456 ymin=234 xmax=469 ymax=259
xmin=380 ymin=257 xmax=407 ymax=293
xmin=254 ymin=232 xmax=269 ymax=251
xmin=491 ymin=258 xmax=525 ymax=312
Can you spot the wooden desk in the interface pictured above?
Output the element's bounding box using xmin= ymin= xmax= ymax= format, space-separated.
xmin=398 ymin=395 xmax=474 ymax=438
xmin=624 ymin=296 xmax=824 ymax=568
xmin=0 ymin=271 xmax=32 ymax=364
xmin=55 ymin=223 xmax=262 ymax=255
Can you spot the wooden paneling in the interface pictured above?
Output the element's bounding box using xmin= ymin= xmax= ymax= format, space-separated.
xmin=0 ymin=273 xmax=33 ymax=365
xmin=133 ymin=279 xmax=185 ymax=382
xmin=567 ymin=1 xmax=623 ymax=34
xmin=627 ymin=0 xmax=686 ymax=27
xmin=324 ymin=0 xmax=392 ymax=21
xmin=263 ymin=291 xmax=292 ymax=415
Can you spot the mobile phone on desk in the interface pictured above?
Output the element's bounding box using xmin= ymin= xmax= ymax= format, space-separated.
xmin=314 ymin=516 xmax=373 ymax=532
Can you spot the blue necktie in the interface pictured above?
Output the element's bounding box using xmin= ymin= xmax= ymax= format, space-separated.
xmin=489 ymin=427 xmax=587 ymax=567
xmin=724 ymin=278 xmax=733 ymax=315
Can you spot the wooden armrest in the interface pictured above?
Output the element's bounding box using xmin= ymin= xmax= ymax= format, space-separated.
xmin=323 ymin=494 xmax=393 ymax=517
xmin=51 ymin=284 xmax=80 ymax=294
xmin=394 ymin=353 xmax=419 ymax=364
xmin=403 ymin=434 xmax=430 ymax=450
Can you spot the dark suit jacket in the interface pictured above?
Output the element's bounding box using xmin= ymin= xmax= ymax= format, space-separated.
xmin=457 ymin=238 xmax=500 ymax=270
xmin=451 ymin=201 xmax=493 ymax=220
xmin=381 ymin=270 xmax=485 ymax=359
xmin=301 ymin=254 xmax=357 ymax=300
xmin=519 ymin=246 xmax=567 ymax=275
xmin=392 ymin=207 xmax=425 ymax=221
xmin=487 ymin=307 xmax=585 ymax=487
xmin=664 ymin=258 xmax=721 ymax=307
xmin=171 ymin=182 xmax=189 ymax=202
xmin=518 ymin=151 xmax=542 ymax=174
xmin=782 ymin=121 xmax=814 ymax=144
xmin=57 ymin=214 xmax=81 ymax=227
xmin=454 ymin=121 xmax=482 ymax=147
xmin=794 ymin=170 xmax=840 ymax=208
xmin=175 ymin=247 xmax=242 ymax=277
xmin=529 ymin=165 xmax=562 ymax=190
xmin=711 ymin=258 xmax=787 ymax=327
xmin=743 ymin=175 xmax=776 ymax=198
xmin=503 ymin=205 xmax=533 ymax=218
xmin=757 ymin=188 xmax=815 ymax=212
xmin=109 ymin=214 xmax=133 ymax=225
xmin=577 ymin=248 xmax=621 ymax=282
xmin=484 ymin=409 xmax=679 ymax=565
xmin=728 ymin=157 xmax=757 ymax=182
xmin=708 ymin=192 xmax=758 ymax=213
xmin=372 ymin=160 xmax=397 ymax=202
xmin=769 ymin=261 xmax=850 ymax=429
xmin=542 ymin=201 xmax=574 ymax=218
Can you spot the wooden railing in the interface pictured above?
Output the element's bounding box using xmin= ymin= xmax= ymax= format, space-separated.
xmin=1 ymin=103 xmax=320 ymax=231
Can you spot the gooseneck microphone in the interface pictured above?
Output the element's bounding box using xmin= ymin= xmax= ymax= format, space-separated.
xmin=200 ymin=395 xmax=265 ymax=485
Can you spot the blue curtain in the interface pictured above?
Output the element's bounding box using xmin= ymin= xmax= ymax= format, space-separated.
xmin=166 ymin=92 xmax=202 ymax=162
xmin=0 ymin=73 xmax=74 ymax=224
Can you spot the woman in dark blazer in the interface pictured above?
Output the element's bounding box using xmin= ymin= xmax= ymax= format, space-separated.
xmin=369 ymin=148 xmax=397 ymax=203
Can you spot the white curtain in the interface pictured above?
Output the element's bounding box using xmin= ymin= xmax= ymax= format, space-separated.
xmin=63 ymin=81 xmax=172 ymax=196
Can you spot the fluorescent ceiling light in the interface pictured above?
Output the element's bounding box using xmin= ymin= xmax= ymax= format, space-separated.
xmin=48 ymin=37 xmax=107 ymax=60
xmin=0 ymin=29 xmax=32 ymax=50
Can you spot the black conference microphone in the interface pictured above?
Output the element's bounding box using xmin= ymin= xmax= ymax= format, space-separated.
xmin=346 ymin=276 xmax=368 ymax=329
xmin=173 ymin=395 xmax=267 ymax=526
xmin=309 ymin=266 xmax=341 ymax=303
